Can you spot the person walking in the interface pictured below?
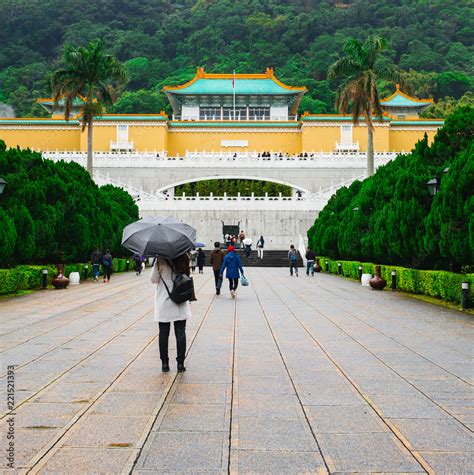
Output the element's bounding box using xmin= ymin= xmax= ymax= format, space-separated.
xmin=91 ymin=247 xmax=102 ymax=282
xmin=133 ymin=254 xmax=144 ymax=276
xmin=256 ymin=236 xmax=264 ymax=259
xmin=102 ymin=250 xmax=113 ymax=283
xmin=220 ymin=245 xmax=244 ymax=299
xmin=197 ymin=248 xmax=205 ymax=274
xmin=189 ymin=248 xmax=198 ymax=273
xmin=305 ymin=248 xmax=316 ymax=276
xmin=209 ymin=242 xmax=226 ymax=295
xmin=238 ymin=230 xmax=245 ymax=249
xmin=288 ymin=245 xmax=299 ymax=277
xmin=150 ymin=253 xmax=191 ymax=373
xmin=244 ymin=243 xmax=252 ymax=259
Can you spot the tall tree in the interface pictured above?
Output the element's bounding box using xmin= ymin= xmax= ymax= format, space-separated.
xmin=51 ymin=41 xmax=128 ymax=175
xmin=328 ymin=36 xmax=396 ymax=177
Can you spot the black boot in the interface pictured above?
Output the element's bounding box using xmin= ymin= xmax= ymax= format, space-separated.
xmin=162 ymin=360 xmax=170 ymax=372
xmin=177 ymin=362 xmax=186 ymax=372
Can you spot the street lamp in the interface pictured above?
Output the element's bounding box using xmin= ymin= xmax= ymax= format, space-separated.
xmin=0 ymin=177 xmax=7 ymax=195
xmin=426 ymin=178 xmax=438 ymax=197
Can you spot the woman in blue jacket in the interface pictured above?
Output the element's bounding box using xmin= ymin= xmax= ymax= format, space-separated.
xmin=219 ymin=245 xmax=244 ymax=299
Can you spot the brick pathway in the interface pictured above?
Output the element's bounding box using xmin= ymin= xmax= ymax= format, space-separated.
xmin=0 ymin=268 xmax=472 ymax=474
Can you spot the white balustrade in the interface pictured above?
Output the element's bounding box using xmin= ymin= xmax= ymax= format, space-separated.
xmin=41 ymin=149 xmax=399 ymax=169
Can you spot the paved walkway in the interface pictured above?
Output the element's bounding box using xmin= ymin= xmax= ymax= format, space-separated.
xmin=0 ymin=268 xmax=473 ymax=474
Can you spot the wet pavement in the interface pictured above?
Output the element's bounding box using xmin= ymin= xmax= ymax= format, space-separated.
xmin=0 ymin=267 xmax=472 ymax=474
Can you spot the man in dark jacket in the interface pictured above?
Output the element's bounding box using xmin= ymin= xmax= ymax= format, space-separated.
xmin=91 ymin=248 xmax=102 ymax=282
xmin=209 ymin=242 xmax=225 ymax=295
xmin=305 ymin=248 xmax=316 ymax=276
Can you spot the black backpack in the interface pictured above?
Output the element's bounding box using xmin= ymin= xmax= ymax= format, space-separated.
xmin=161 ymin=259 xmax=196 ymax=304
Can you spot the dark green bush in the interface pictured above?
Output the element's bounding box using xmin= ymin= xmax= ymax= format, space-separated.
xmin=318 ymin=256 xmax=474 ymax=306
xmin=0 ymin=142 xmax=139 ymax=266
xmin=0 ymin=259 xmax=133 ymax=295
xmin=308 ymin=107 xmax=474 ymax=272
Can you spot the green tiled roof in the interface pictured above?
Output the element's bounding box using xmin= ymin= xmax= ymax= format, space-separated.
xmin=391 ymin=120 xmax=444 ymax=125
xmin=168 ymin=79 xmax=299 ymax=95
xmin=169 ymin=121 xmax=300 ymax=128
xmin=0 ymin=119 xmax=79 ymax=125
xmin=381 ymin=95 xmax=432 ymax=108
xmin=95 ymin=115 xmax=167 ymax=121
xmin=302 ymin=116 xmax=392 ymax=122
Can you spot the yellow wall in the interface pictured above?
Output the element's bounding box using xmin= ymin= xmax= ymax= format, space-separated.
xmin=0 ymin=121 xmax=441 ymax=154
xmin=353 ymin=126 xmax=390 ymax=152
xmin=389 ymin=129 xmax=438 ymax=153
xmin=301 ymin=125 xmax=339 ymax=152
xmin=0 ymin=127 xmax=80 ymax=150
xmin=130 ymin=126 xmax=168 ymax=151
xmin=302 ymin=124 xmax=391 ymax=152
xmin=167 ymin=129 xmax=302 ymax=156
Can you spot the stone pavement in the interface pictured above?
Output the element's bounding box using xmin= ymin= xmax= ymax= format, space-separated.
xmin=0 ymin=268 xmax=472 ymax=474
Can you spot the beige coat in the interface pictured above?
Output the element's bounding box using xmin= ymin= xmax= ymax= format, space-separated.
xmin=150 ymin=258 xmax=192 ymax=323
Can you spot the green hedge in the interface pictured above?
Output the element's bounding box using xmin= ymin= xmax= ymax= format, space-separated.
xmin=0 ymin=258 xmax=133 ymax=295
xmin=317 ymin=256 xmax=474 ymax=306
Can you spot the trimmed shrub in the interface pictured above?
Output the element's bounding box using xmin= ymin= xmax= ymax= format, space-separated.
xmin=0 ymin=258 xmax=132 ymax=295
xmin=318 ymin=256 xmax=474 ymax=306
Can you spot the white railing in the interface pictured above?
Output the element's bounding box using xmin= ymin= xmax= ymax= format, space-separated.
xmin=92 ymin=172 xmax=363 ymax=212
xmin=110 ymin=140 xmax=134 ymax=151
xmin=41 ymin=150 xmax=399 ymax=169
xmin=171 ymin=115 xmax=298 ymax=121
xmin=336 ymin=141 xmax=359 ymax=151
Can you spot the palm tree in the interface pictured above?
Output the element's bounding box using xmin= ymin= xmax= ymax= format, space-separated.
xmin=328 ymin=36 xmax=397 ymax=177
xmin=51 ymin=41 xmax=128 ymax=176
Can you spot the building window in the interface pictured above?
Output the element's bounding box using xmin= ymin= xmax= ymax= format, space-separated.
xmin=117 ymin=124 xmax=129 ymax=143
xmin=249 ymin=107 xmax=270 ymax=120
xmin=200 ymin=107 xmax=221 ymax=120
xmin=340 ymin=125 xmax=353 ymax=144
xmin=223 ymin=107 xmax=247 ymax=120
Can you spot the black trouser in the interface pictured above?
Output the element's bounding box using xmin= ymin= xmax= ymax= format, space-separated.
xmin=213 ymin=270 xmax=221 ymax=288
xmin=228 ymin=278 xmax=239 ymax=291
xmin=159 ymin=320 xmax=186 ymax=364
xmin=290 ymin=262 xmax=298 ymax=275
xmin=104 ymin=266 xmax=112 ymax=280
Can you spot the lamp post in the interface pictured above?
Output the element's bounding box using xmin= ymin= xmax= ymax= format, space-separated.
xmin=426 ymin=178 xmax=439 ymax=196
xmin=0 ymin=177 xmax=7 ymax=195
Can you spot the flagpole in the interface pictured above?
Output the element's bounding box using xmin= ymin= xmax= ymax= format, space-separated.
xmin=233 ymin=70 xmax=236 ymax=120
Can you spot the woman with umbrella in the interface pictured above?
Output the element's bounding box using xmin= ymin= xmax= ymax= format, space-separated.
xmin=243 ymin=237 xmax=252 ymax=259
xmin=150 ymin=254 xmax=191 ymax=372
xmin=122 ymin=216 xmax=196 ymax=373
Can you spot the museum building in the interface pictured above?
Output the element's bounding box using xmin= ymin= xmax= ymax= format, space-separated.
xmin=0 ymin=68 xmax=443 ymax=156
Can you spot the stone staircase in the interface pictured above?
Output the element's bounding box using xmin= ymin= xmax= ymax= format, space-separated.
xmin=202 ymin=249 xmax=303 ymax=268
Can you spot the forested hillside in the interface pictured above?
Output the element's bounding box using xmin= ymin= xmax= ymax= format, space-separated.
xmin=0 ymin=0 xmax=472 ymax=117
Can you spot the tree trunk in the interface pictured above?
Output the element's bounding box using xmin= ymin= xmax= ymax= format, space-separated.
xmin=87 ymin=118 xmax=93 ymax=177
xmin=367 ymin=124 xmax=374 ymax=177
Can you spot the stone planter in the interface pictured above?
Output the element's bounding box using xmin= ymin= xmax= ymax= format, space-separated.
xmin=369 ymin=265 xmax=387 ymax=290
xmin=361 ymin=273 xmax=372 ymax=287
xmin=52 ymin=264 xmax=69 ymax=289
xmin=314 ymin=257 xmax=321 ymax=273
xmin=69 ymin=272 xmax=80 ymax=285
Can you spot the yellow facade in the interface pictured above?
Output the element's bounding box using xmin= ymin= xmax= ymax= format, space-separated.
xmin=0 ymin=116 xmax=443 ymax=155
xmin=167 ymin=127 xmax=301 ymax=156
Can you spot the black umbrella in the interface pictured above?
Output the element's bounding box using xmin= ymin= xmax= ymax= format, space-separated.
xmin=122 ymin=216 xmax=196 ymax=259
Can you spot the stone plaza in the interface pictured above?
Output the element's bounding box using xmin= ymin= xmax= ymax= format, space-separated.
xmin=1 ymin=268 xmax=472 ymax=473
